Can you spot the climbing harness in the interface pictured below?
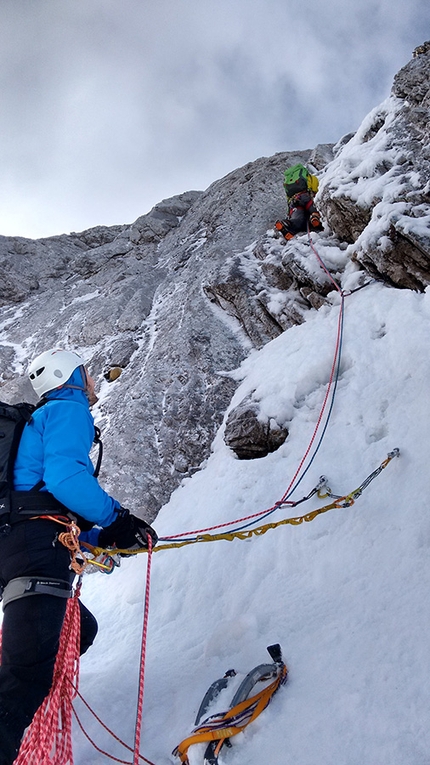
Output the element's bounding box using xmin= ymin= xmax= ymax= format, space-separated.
xmin=173 ymin=644 xmax=287 ymax=765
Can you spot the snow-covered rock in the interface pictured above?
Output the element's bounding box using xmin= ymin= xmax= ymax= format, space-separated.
xmin=319 ymin=41 xmax=430 ymax=290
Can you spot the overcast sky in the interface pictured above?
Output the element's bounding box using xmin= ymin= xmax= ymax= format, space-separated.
xmin=0 ymin=0 xmax=428 ymax=239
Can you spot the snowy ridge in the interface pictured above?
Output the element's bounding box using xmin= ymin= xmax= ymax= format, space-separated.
xmin=319 ymin=81 xmax=430 ymax=288
xmin=75 ymin=275 xmax=430 ymax=764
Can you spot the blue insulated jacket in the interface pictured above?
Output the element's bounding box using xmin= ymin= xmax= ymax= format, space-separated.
xmin=13 ymin=368 xmax=120 ymax=528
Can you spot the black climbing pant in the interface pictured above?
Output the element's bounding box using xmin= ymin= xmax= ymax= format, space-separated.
xmin=285 ymin=205 xmax=307 ymax=234
xmin=0 ymin=520 xmax=98 ymax=765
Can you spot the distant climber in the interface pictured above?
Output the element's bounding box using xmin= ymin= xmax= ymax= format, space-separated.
xmin=275 ymin=164 xmax=324 ymax=241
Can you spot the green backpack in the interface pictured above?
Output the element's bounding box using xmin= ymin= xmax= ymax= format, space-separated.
xmin=283 ymin=164 xmax=319 ymax=198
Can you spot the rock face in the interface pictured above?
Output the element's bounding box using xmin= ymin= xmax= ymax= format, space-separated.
xmin=0 ymin=44 xmax=428 ymax=520
xmin=318 ymin=41 xmax=430 ymax=290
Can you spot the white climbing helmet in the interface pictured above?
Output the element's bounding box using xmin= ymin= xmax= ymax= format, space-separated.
xmin=28 ymin=348 xmax=86 ymax=397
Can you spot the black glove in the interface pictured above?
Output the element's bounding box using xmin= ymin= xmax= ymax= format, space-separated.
xmin=99 ymin=508 xmax=158 ymax=551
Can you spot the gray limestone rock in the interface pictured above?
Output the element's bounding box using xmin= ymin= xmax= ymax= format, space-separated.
xmin=224 ymin=396 xmax=289 ymax=459
xmin=393 ymin=41 xmax=430 ymax=105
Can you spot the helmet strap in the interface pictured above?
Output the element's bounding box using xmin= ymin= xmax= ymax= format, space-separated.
xmin=60 ymin=366 xmax=88 ymax=396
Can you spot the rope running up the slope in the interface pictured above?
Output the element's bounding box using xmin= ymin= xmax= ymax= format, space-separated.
xmin=160 ymin=230 xmax=346 ymax=543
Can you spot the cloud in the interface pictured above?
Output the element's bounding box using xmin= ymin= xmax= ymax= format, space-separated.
xmin=0 ymin=0 xmax=428 ymax=237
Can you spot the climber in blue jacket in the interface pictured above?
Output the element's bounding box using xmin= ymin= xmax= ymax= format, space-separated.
xmin=0 ymin=348 xmax=158 ymax=765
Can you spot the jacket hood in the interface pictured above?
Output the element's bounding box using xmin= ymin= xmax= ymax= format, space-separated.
xmin=45 ymin=365 xmax=90 ymax=407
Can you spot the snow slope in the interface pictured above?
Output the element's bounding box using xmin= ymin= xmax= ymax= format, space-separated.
xmin=73 ymin=260 xmax=430 ymax=765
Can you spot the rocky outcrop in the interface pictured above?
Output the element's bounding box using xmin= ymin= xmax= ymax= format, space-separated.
xmin=128 ymin=192 xmax=202 ymax=244
xmin=224 ymin=396 xmax=289 ymax=459
xmin=318 ymin=42 xmax=430 ymax=290
xmin=203 ymin=223 xmax=337 ymax=350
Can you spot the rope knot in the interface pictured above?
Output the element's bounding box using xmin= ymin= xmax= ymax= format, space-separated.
xmin=57 ymin=520 xmax=87 ymax=575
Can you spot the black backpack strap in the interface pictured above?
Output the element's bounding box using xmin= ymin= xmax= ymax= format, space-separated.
xmin=93 ymin=426 xmax=103 ymax=478
xmin=9 ymin=490 xmax=70 ymax=519
xmin=3 ymin=402 xmax=104 ymax=530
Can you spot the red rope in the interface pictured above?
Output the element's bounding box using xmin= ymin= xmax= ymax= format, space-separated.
xmin=70 ymin=684 xmax=157 ymax=765
xmin=272 ymin=231 xmax=344 ymax=505
xmin=65 ymin=538 xmax=156 ymax=765
xmin=1 ymin=552 xmax=156 ymax=765
xmin=161 ymin=500 xmax=295 ymax=540
xmin=72 ymin=705 xmax=134 ymax=765
xmin=133 ymin=535 xmax=153 ymax=765
xmin=14 ymin=587 xmax=82 ymax=765
xmin=278 ymin=292 xmax=344 ymax=504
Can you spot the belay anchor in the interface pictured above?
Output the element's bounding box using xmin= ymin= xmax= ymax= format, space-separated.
xmin=173 ymin=644 xmax=287 ymax=764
